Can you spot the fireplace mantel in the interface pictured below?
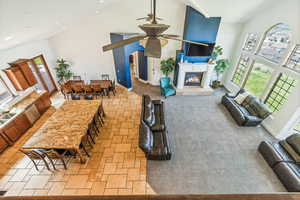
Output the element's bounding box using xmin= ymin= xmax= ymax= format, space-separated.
xmin=176 ymin=62 xmax=214 ymax=96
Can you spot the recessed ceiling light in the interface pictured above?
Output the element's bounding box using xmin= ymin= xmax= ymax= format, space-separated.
xmin=4 ymin=36 xmax=13 ymax=41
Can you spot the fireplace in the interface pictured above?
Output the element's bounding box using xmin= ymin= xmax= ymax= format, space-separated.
xmin=184 ymin=72 xmax=204 ymax=86
xmin=176 ymin=62 xmax=214 ymax=96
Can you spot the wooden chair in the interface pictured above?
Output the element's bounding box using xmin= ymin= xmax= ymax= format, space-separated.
xmin=108 ymin=80 xmax=117 ymax=96
xmin=73 ymin=75 xmax=82 ymax=80
xmin=71 ymin=84 xmax=84 ymax=96
xmin=61 ymin=84 xmax=72 ymax=100
xmin=83 ymin=85 xmax=94 ymax=100
xmin=91 ymin=84 xmax=104 ymax=99
xmin=101 ymin=74 xmax=110 ymax=80
xmin=19 ymin=149 xmax=51 ymax=171
xmin=80 ymin=135 xmax=93 ymax=157
xmin=43 ymin=149 xmax=71 ymax=170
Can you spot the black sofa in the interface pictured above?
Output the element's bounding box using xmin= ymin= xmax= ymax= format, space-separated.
xmin=139 ymin=95 xmax=172 ymax=160
xmin=222 ymin=89 xmax=271 ymax=126
xmin=259 ymin=134 xmax=300 ymax=192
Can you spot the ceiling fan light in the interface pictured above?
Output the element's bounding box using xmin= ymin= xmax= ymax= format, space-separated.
xmin=140 ymin=38 xmax=168 ymax=48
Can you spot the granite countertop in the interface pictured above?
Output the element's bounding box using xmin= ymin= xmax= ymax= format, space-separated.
xmin=22 ymin=100 xmax=101 ymax=150
xmin=0 ymin=90 xmax=47 ymax=129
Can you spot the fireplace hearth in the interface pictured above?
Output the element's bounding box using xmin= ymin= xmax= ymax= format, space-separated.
xmin=184 ymin=72 xmax=204 ymax=86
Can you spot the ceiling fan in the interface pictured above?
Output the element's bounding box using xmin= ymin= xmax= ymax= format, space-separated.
xmin=136 ymin=0 xmax=163 ymax=22
xmin=102 ymin=0 xmax=208 ymax=58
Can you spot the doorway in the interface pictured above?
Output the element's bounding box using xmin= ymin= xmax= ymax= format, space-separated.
xmin=30 ymin=55 xmax=57 ymax=95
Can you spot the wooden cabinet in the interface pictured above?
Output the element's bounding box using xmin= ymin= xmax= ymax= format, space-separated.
xmin=2 ymin=121 xmax=21 ymax=143
xmin=0 ymin=133 xmax=9 ymax=153
xmin=14 ymin=113 xmax=31 ymax=134
xmin=35 ymin=92 xmax=51 ymax=115
xmin=4 ymin=67 xmax=30 ymax=91
xmin=2 ymin=114 xmax=31 ymax=144
xmin=4 ymin=59 xmax=37 ymax=91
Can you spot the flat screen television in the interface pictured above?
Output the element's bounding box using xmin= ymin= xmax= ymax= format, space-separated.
xmin=186 ymin=43 xmax=215 ymax=57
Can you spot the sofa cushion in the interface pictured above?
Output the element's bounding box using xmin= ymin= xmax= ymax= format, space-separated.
xmin=273 ymin=162 xmax=300 ymax=192
xmin=139 ymin=121 xmax=153 ymax=153
xmin=251 ymin=100 xmax=271 ymax=119
xmin=286 ymin=134 xmax=300 ymax=156
xmin=234 ymin=92 xmax=249 ymax=104
xmin=143 ymin=102 xmax=155 ymax=127
xmin=242 ymin=94 xmax=256 ymax=106
xmin=280 ymin=140 xmax=300 ymax=162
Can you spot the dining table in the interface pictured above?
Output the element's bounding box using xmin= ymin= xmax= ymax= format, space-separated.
xmin=22 ymin=100 xmax=101 ymax=163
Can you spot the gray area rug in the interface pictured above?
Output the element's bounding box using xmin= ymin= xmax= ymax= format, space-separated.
xmin=147 ymin=89 xmax=286 ymax=194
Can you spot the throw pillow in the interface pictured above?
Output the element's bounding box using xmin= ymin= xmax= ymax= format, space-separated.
xmin=234 ymin=92 xmax=249 ymax=105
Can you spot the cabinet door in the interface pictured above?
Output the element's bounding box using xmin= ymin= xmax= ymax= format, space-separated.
xmin=14 ymin=113 xmax=31 ymax=135
xmin=19 ymin=62 xmax=37 ymax=86
xmin=0 ymin=133 xmax=9 ymax=153
xmin=2 ymin=121 xmax=22 ymax=143
xmin=4 ymin=67 xmax=30 ymax=91
xmin=35 ymin=93 xmax=51 ymax=115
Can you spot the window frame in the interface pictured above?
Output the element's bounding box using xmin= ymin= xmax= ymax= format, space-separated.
xmin=242 ymin=33 xmax=259 ymax=53
xmin=284 ymin=44 xmax=300 ymax=74
xmin=231 ymin=55 xmax=251 ymax=86
xmin=264 ymin=73 xmax=297 ymax=112
xmin=256 ymin=23 xmax=292 ymax=64
xmin=0 ymin=76 xmax=14 ymax=105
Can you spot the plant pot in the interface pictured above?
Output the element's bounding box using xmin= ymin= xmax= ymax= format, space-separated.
xmin=212 ymin=80 xmax=221 ymax=88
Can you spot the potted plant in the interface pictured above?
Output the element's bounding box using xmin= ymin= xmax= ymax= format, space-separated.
xmin=213 ymin=59 xmax=230 ymax=88
xmin=55 ymin=59 xmax=73 ymax=84
xmin=160 ymin=58 xmax=176 ymax=97
xmin=160 ymin=57 xmax=175 ymax=77
xmin=211 ymin=45 xmax=230 ymax=88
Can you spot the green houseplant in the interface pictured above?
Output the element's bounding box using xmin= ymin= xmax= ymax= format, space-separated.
xmin=160 ymin=58 xmax=175 ymax=77
xmin=55 ymin=59 xmax=73 ymax=84
xmin=211 ymin=45 xmax=230 ymax=88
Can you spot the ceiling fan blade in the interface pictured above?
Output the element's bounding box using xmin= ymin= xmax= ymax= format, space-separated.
xmin=161 ymin=34 xmax=180 ymax=38
xmin=162 ymin=36 xmax=209 ymax=47
xmin=103 ymin=35 xmax=146 ymax=51
xmin=144 ymin=37 xmax=161 ymax=58
xmin=137 ymin=17 xmax=147 ymax=20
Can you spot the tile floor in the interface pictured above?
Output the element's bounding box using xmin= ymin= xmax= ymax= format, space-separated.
xmin=0 ymin=87 xmax=155 ymax=196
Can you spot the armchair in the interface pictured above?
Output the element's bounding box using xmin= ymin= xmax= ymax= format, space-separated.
xmin=160 ymin=77 xmax=176 ymax=98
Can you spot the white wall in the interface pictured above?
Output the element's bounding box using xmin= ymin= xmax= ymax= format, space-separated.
xmin=0 ymin=39 xmax=58 ymax=106
xmin=48 ymin=0 xmax=241 ymax=86
xmin=222 ymin=0 xmax=300 ymax=138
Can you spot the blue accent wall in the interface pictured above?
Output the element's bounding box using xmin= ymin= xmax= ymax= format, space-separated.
xmin=183 ymin=6 xmax=221 ymax=43
xmin=110 ymin=33 xmax=147 ymax=89
xmin=180 ymin=6 xmax=221 ymax=63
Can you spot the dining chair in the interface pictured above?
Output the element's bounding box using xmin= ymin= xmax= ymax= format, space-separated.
xmin=19 ymin=149 xmax=51 ymax=171
xmin=108 ymin=80 xmax=117 ymax=96
xmin=101 ymin=74 xmax=110 ymax=80
xmin=80 ymin=135 xmax=93 ymax=157
xmin=83 ymin=85 xmax=94 ymax=100
xmin=43 ymin=149 xmax=71 ymax=170
xmin=91 ymin=84 xmax=105 ymax=99
xmin=73 ymin=75 xmax=82 ymax=80
xmin=61 ymin=84 xmax=72 ymax=100
xmin=71 ymin=94 xmax=81 ymax=100
xmin=71 ymin=84 xmax=84 ymax=95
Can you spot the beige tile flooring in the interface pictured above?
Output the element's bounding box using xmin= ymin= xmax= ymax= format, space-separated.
xmin=0 ymin=87 xmax=156 ymax=196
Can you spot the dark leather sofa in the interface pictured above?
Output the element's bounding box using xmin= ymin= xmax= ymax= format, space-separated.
xmin=139 ymin=95 xmax=172 ymax=160
xmin=222 ymin=89 xmax=271 ymax=126
xmin=259 ymin=134 xmax=300 ymax=192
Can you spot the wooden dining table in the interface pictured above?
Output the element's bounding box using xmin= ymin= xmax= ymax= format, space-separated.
xmin=70 ymin=80 xmax=111 ymax=97
xmin=22 ymin=100 xmax=101 ymax=163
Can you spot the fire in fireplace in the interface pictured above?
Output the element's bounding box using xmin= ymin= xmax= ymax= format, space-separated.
xmin=184 ymin=72 xmax=204 ymax=86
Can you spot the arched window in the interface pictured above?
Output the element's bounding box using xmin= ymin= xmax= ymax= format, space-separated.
xmin=257 ymin=23 xmax=292 ymax=63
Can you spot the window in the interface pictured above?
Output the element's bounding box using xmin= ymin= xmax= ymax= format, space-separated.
xmin=244 ymin=62 xmax=273 ymax=97
xmin=257 ymin=23 xmax=292 ymax=63
xmin=0 ymin=78 xmax=13 ymax=105
xmin=265 ymin=74 xmax=297 ymax=112
xmin=231 ymin=55 xmax=250 ymax=85
xmin=243 ymin=33 xmax=259 ymax=52
xmin=285 ymin=44 xmax=300 ymax=73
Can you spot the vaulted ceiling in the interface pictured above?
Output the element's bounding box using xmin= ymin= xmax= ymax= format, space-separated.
xmin=0 ymin=0 xmax=278 ymax=50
